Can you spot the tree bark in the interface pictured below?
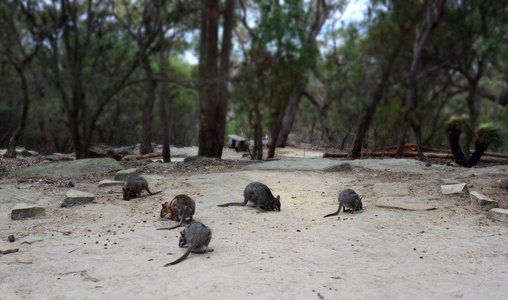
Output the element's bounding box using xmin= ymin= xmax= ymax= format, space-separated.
xmin=198 ymin=0 xmax=218 ymax=157
xmin=277 ymin=91 xmax=302 ymax=147
xmin=32 ymin=68 xmax=49 ymax=156
xmin=159 ymin=40 xmax=171 ymax=162
xmin=140 ymin=58 xmax=157 ymax=155
xmin=198 ymin=0 xmax=229 ymax=158
xmin=395 ymin=0 xmax=445 ymax=158
xmin=5 ymin=69 xmax=29 ymax=158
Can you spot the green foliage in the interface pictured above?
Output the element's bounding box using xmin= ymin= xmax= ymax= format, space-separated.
xmin=475 ymin=123 xmax=508 ymax=150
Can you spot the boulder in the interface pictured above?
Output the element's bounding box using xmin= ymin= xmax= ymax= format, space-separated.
xmin=11 ymin=158 xmax=122 ymax=178
xmin=470 ymin=191 xmax=498 ymax=211
xmin=498 ymin=178 xmax=508 ymax=191
xmin=98 ymin=180 xmax=125 ymax=188
xmin=146 ymin=162 xmax=175 ymax=169
xmin=114 ymin=168 xmax=139 ymax=181
xmin=487 ymin=208 xmax=508 ymax=223
xmin=61 ymin=190 xmax=95 ymax=207
xmin=11 ymin=204 xmax=46 ymax=220
xmin=324 ymin=163 xmax=352 ymax=172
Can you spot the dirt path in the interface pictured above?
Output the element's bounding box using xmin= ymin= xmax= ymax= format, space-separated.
xmin=1 ymin=155 xmax=507 ymax=299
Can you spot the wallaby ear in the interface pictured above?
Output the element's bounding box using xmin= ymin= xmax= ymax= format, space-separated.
xmin=122 ymin=187 xmax=126 ymax=192
xmin=276 ymin=195 xmax=280 ymax=201
xmin=161 ymin=203 xmax=165 ymax=208
xmin=179 ymin=231 xmax=183 ymax=236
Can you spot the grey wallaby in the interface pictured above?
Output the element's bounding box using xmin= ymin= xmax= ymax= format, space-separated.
xmin=323 ymin=189 xmax=363 ymax=217
xmin=122 ymin=176 xmax=161 ymax=200
xmin=157 ymin=194 xmax=196 ymax=230
xmin=217 ymin=182 xmax=281 ymax=211
xmin=163 ymin=222 xmax=213 ymax=266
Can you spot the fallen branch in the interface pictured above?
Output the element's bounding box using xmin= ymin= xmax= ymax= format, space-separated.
xmin=381 ymin=144 xmax=451 ymax=153
xmin=120 ymin=152 xmax=163 ymax=161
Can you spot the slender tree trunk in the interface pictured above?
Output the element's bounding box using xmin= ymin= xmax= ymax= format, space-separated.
xmin=159 ymin=41 xmax=171 ymax=162
xmin=253 ymin=99 xmax=263 ymax=160
xmin=464 ymin=80 xmax=480 ymax=158
xmin=446 ymin=124 xmax=467 ymax=166
xmin=411 ymin=120 xmax=425 ymax=161
xmin=351 ymin=73 xmax=391 ymax=159
xmin=277 ymin=91 xmax=302 ymax=147
xmin=267 ymin=98 xmax=288 ymax=159
xmin=5 ymin=69 xmax=29 ymax=158
xmin=395 ymin=0 xmax=445 ymax=158
xmin=140 ymin=58 xmax=157 ymax=154
xmin=32 ymin=69 xmax=49 ymax=155
xmin=466 ymin=142 xmax=488 ymax=167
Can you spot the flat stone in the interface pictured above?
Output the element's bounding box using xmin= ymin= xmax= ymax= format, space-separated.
xmin=183 ymin=156 xmax=216 ymax=163
xmin=323 ymin=163 xmax=352 ymax=172
xmin=373 ymin=183 xmax=410 ymax=197
xmin=114 ymin=168 xmax=139 ymax=181
xmin=376 ymin=196 xmax=441 ymax=211
xmin=98 ymin=180 xmax=125 ymax=188
xmin=470 ymin=191 xmax=498 ymax=211
xmin=146 ymin=162 xmax=175 ymax=169
xmin=498 ymin=178 xmax=508 ymax=190
xmin=441 ymin=183 xmax=469 ymax=195
xmin=11 ymin=158 xmax=122 ymax=178
xmin=61 ymin=190 xmax=95 ymax=207
xmin=487 ymin=208 xmax=508 ymax=223
xmin=11 ymin=204 xmax=46 ymax=220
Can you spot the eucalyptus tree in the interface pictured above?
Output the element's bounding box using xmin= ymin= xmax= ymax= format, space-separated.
xmin=350 ymin=0 xmax=437 ymax=159
xmin=394 ymin=0 xmax=446 ymax=158
xmin=1 ymin=1 xmax=46 ymax=158
xmin=233 ymin=0 xmax=346 ymax=158
xmin=197 ymin=0 xmax=235 ymax=158
xmin=434 ymin=0 xmax=508 ymax=157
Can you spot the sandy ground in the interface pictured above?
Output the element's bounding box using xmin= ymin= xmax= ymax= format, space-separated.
xmin=1 ymin=148 xmax=508 ymax=300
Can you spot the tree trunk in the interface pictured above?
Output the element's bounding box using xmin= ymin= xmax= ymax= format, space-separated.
xmin=277 ymin=91 xmax=302 ymax=147
xmin=351 ymin=73 xmax=391 ymax=159
xmin=198 ymin=0 xmax=221 ymax=157
xmin=466 ymin=142 xmax=488 ymax=167
xmin=267 ymin=99 xmax=288 ymax=159
xmin=5 ymin=70 xmax=29 ymax=158
xmin=253 ymin=99 xmax=263 ymax=160
xmin=446 ymin=124 xmax=467 ymax=166
xmin=159 ymin=40 xmax=171 ymax=162
xmin=395 ymin=0 xmax=445 ymax=158
xmin=140 ymin=58 xmax=157 ymax=154
xmin=31 ymin=68 xmax=49 ymax=156
xmin=464 ymin=81 xmax=480 ymax=158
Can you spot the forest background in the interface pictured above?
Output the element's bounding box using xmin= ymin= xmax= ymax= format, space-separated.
xmin=1 ymin=0 xmax=507 ymax=163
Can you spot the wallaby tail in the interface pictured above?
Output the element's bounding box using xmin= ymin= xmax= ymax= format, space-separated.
xmin=164 ymin=246 xmax=193 ymax=266
xmin=147 ymin=189 xmax=162 ymax=196
xmin=217 ymin=200 xmax=248 ymax=207
xmin=156 ymin=217 xmax=185 ymax=231
xmin=323 ymin=205 xmax=342 ymax=218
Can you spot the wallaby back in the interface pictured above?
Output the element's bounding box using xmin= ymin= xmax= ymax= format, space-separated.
xmin=158 ymin=195 xmax=196 ymax=230
xmin=163 ymin=222 xmax=213 ymax=266
xmin=122 ymin=176 xmax=161 ymax=200
xmin=217 ymin=182 xmax=281 ymax=211
xmin=324 ymin=189 xmax=363 ymax=218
